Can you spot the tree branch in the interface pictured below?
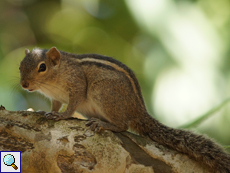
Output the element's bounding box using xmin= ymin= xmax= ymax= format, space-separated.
xmin=0 ymin=106 xmax=209 ymax=173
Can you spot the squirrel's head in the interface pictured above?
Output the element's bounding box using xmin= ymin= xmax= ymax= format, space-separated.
xmin=19 ymin=47 xmax=61 ymax=92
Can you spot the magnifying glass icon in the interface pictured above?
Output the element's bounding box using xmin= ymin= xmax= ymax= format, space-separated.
xmin=3 ymin=154 xmax=18 ymax=170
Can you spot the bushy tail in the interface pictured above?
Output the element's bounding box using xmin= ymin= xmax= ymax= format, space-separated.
xmin=136 ymin=114 xmax=230 ymax=173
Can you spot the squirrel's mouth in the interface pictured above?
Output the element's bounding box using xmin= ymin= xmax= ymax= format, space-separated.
xmin=28 ymin=88 xmax=35 ymax=92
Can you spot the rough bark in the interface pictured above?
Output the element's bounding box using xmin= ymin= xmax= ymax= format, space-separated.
xmin=0 ymin=105 xmax=209 ymax=173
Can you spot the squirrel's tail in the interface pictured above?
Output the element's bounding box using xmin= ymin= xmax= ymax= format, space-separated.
xmin=135 ymin=113 xmax=230 ymax=173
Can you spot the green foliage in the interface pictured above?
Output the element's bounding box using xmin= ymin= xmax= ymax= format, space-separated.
xmin=180 ymin=98 xmax=230 ymax=129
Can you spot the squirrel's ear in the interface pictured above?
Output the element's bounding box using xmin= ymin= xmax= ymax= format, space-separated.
xmin=25 ymin=49 xmax=30 ymax=55
xmin=46 ymin=47 xmax=61 ymax=66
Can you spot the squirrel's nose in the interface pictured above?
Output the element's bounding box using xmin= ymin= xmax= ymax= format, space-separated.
xmin=21 ymin=81 xmax=29 ymax=89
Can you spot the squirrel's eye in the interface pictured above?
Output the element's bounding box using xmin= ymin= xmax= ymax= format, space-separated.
xmin=38 ymin=63 xmax=46 ymax=72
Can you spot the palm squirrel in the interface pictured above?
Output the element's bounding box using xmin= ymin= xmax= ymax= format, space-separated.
xmin=19 ymin=47 xmax=230 ymax=172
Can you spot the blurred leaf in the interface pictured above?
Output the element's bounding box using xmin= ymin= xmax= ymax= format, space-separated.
xmin=179 ymin=98 xmax=230 ymax=129
xmin=224 ymin=145 xmax=230 ymax=149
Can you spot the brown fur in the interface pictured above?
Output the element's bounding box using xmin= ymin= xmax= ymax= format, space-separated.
xmin=19 ymin=47 xmax=230 ymax=172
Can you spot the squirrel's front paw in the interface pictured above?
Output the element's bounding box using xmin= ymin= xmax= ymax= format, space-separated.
xmin=45 ymin=111 xmax=62 ymax=120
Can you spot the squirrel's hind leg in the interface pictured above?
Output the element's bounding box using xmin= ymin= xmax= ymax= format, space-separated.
xmin=86 ymin=117 xmax=128 ymax=133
